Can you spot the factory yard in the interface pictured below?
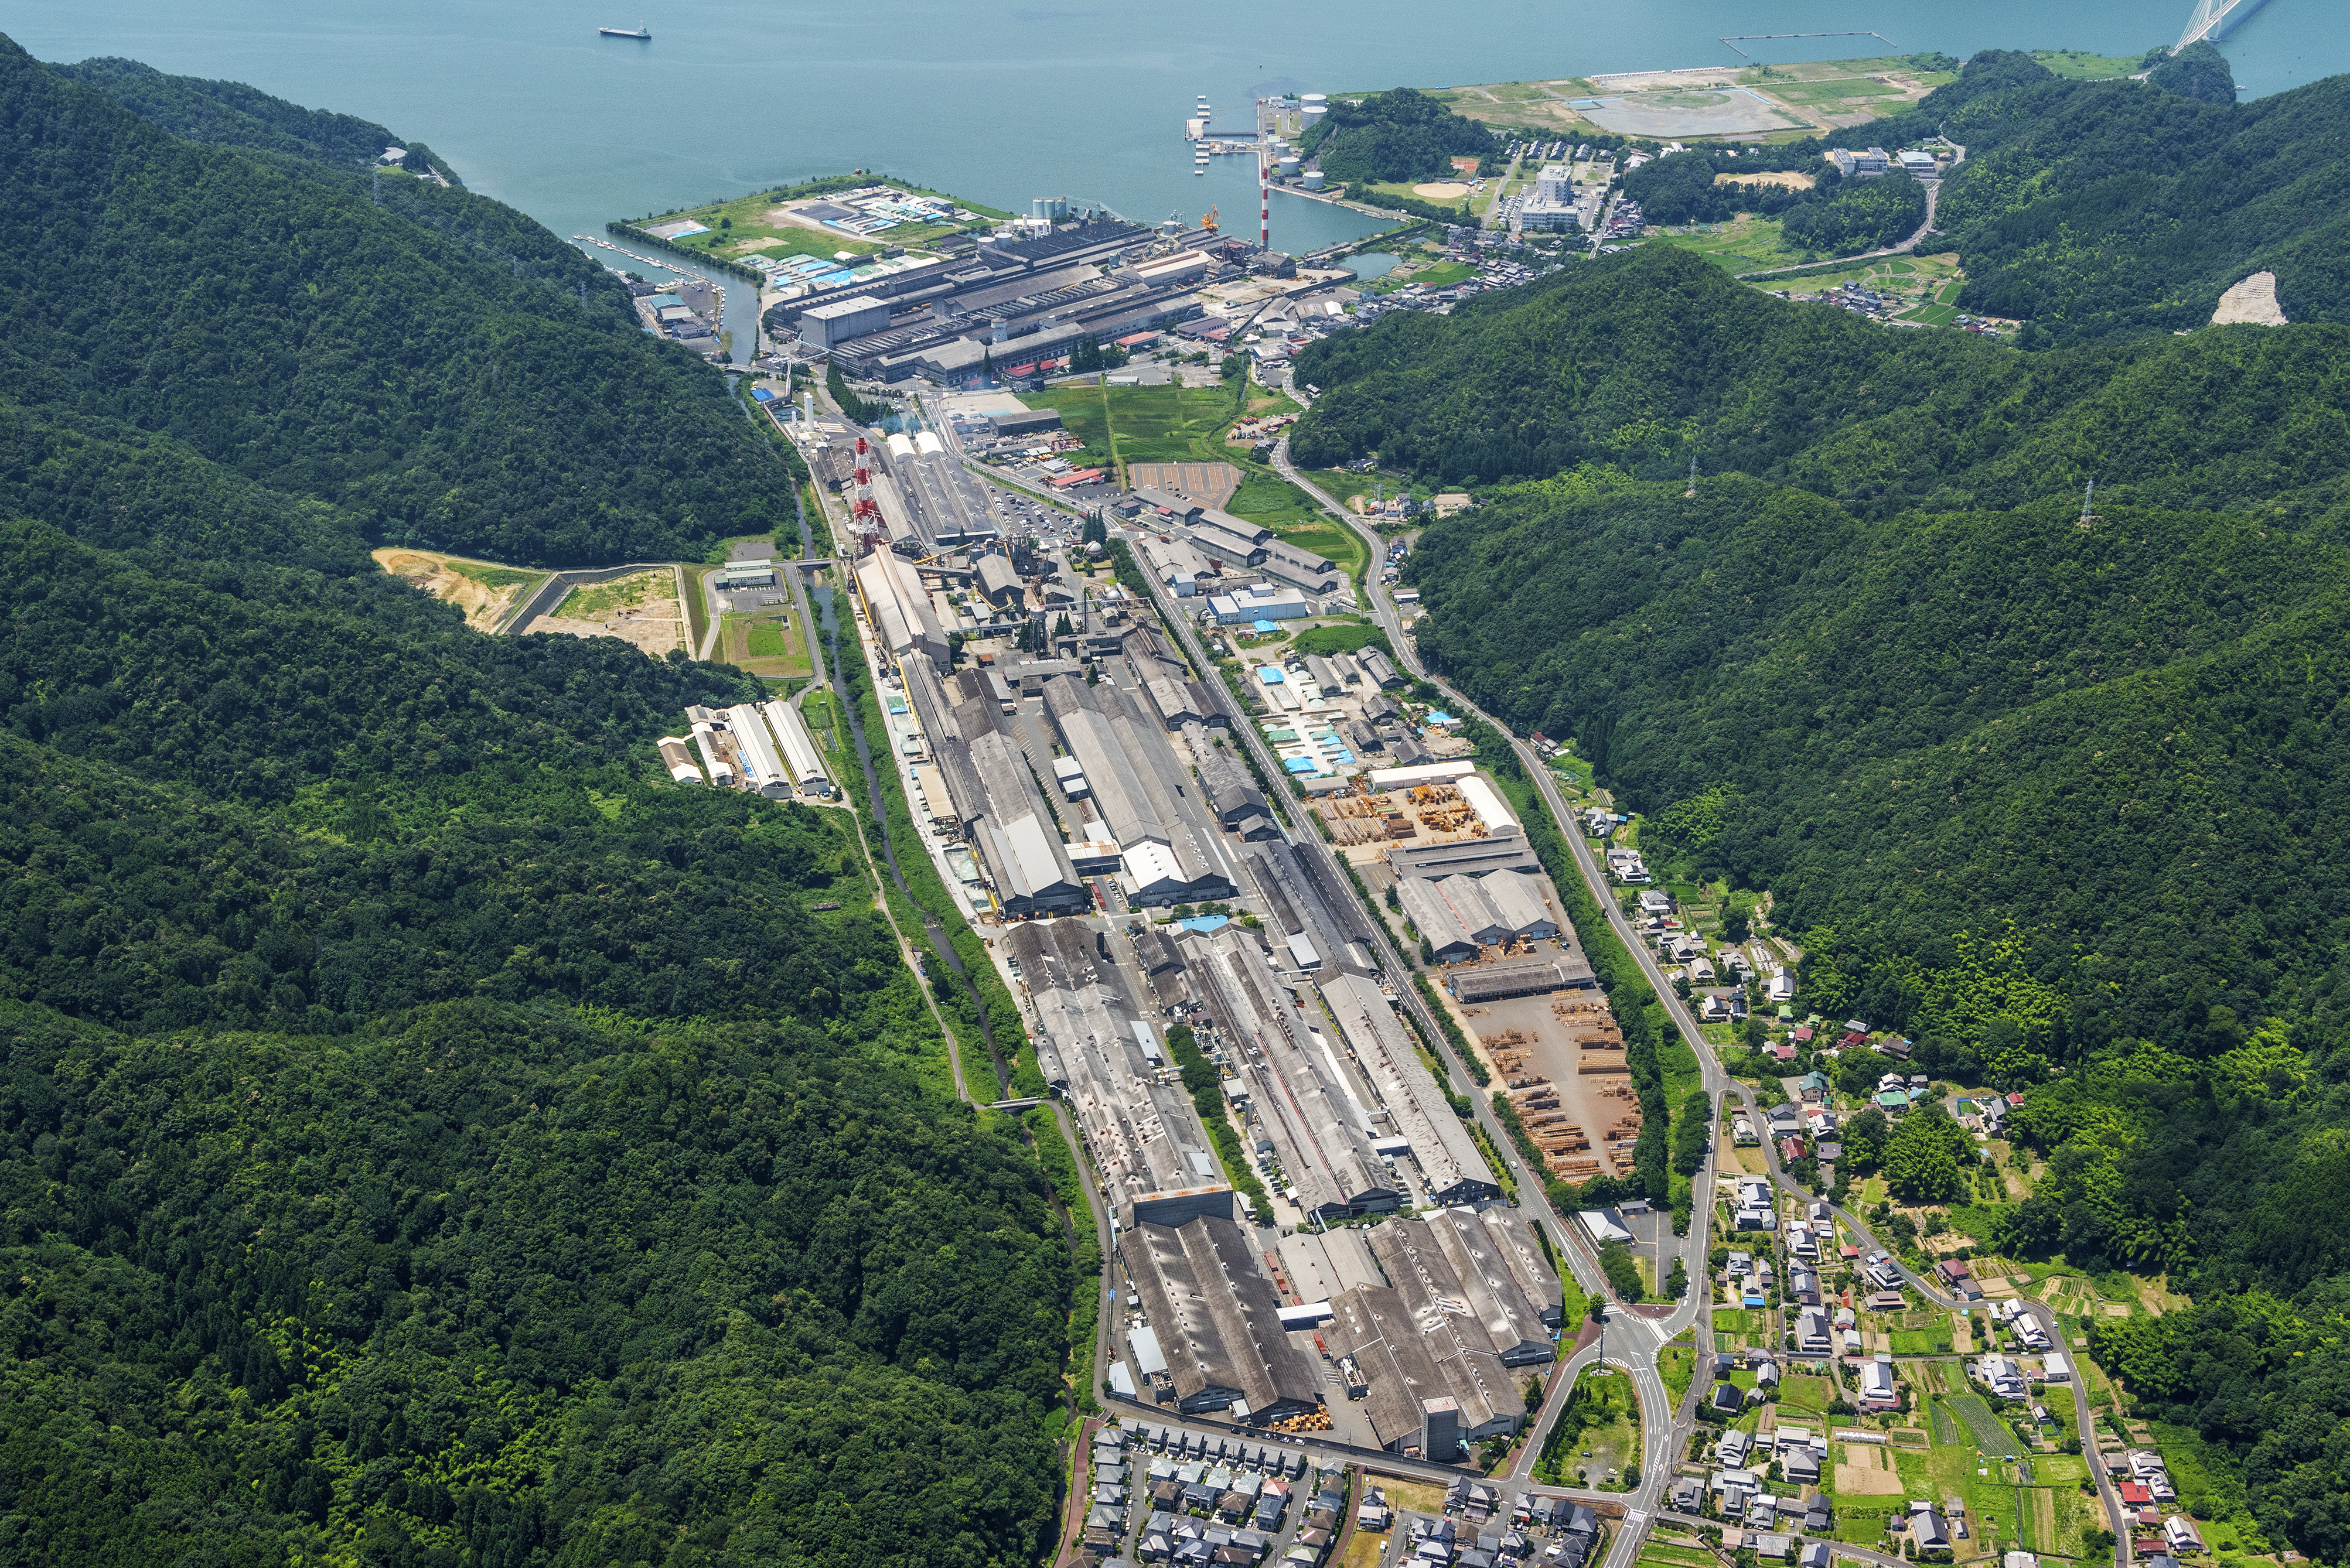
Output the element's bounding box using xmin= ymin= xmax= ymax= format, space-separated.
xmin=526 ymin=568 xmax=688 ymax=657
xmin=371 ymin=548 xmax=548 ymax=631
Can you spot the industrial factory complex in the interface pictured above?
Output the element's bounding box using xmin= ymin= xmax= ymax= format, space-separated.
xmin=627 ymin=185 xmax=1627 ymax=1461
xmin=830 ymin=495 xmax=1601 ymax=1454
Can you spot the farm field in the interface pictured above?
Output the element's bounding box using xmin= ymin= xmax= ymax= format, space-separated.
xmin=371 ymin=547 xmax=549 ymax=631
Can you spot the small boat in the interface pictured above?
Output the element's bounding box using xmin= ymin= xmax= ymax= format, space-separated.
xmin=599 ymin=23 xmax=652 ymax=38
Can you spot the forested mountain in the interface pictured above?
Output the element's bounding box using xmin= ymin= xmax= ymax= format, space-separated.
xmin=1 ymin=37 xmax=784 ymax=566
xmin=1838 ymin=47 xmax=2350 ymax=337
xmin=52 ymin=55 xmax=417 ymax=172
xmin=1299 ymin=88 xmax=1500 ymax=183
xmin=0 ymin=37 xmax=1070 ymax=1565
xmin=1297 ymin=224 xmax=2350 ymax=1545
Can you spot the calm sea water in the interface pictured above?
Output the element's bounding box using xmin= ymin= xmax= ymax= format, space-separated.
xmin=11 ymin=0 xmax=2340 ymax=259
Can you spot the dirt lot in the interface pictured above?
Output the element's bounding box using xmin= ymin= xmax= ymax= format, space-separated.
xmin=1714 ymin=170 xmax=1816 ymax=189
xmin=372 ymin=548 xmax=547 ymax=632
xmin=525 ymin=568 xmax=687 ymax=657
xmin=1463 ymin=987 xmax=1642 ymax=1181
xmin=1835 ymin=1446 xmax=1906 ymax=1494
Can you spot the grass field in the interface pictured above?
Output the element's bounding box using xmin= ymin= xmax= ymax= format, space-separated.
xmin=2031 ymin=49 xmax=2147 ymax=78
xmin=1291 ymin=620 xmax=1392 ymax=658
xmin=724 ymin=609 xmax=812 ymax=678
xmin=1782 ymin=1374 xmax=1836 ymax=1411
xmin=1535 ymin=1367 xmax=1642 ymax=1488
xmin=1659 ymin=1335 xmax=1698 ymax=1405
xmin=639 ymin=176 xmax=1011 ymax=265
xmin=1309 ymin=469 xmax=1425 ymax=515
xmin=555 ymin=569 xmax=672 ymax=621
xmin=1039 ymin=382 xmax=1369 ymax=581
xmin=1762 ymin=75 xmax=1909 ymax=105
xmin=1640 ymin=1546 xmax=1717 ymax=1568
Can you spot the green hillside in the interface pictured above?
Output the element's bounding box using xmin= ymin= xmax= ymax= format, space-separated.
xmin=1832 ymin=47 xmax=2350 ymax=338
xmin=1293 ymin=199 xmax=2350 ymax=1551
xmin=0 ymin=35 xmax=1066 ymax=1566
xmin=1 ymin=39 xmax=786 ymax=567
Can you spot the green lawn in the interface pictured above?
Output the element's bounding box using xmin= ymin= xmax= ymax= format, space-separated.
xmin=1781 ymin=1374 xmax=1835 ymax=1411
xmin=1659 ymin=1336 xmax=1698 ymax=1405
xmin=1308 ymin=469 xmax=1422 ymax=513
xmin=1649 ymin=217 xmax=1810 ymax=271
xmin=1291 ymin=621 xmax=1392 ymax=658
xmin=2031 ymin=49 xmax=2147 ymax=79
xmin=1764 ymin=76 xmax=1909 ymax=105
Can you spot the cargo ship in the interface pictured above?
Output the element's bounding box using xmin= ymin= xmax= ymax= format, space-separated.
xmin=599 ymin=24 xmax=652 ymax=39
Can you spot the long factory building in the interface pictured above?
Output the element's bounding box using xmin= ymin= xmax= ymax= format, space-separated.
xmin=1280 ymin=1207 xmax=1563 ymax=1458
xmin=772 ymin=219 xmax=1232 ymax=386
xmin=671 ymin=702 xmax=833 ymax=798
xmin=1012 ymin=915 xmax=1552 ymax=1432
xmin=869 ymin=429 xmax=1004 ymax=552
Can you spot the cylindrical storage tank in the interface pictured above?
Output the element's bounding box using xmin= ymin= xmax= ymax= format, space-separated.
xmin=1302 ymin=93 xmax=1326 ymax=105
xmin=1302 ymin=104 xmax=1326 ymax=124
xmin=1278 ymin=156 xmax=1300 ymax=177
xmin=1302 ymin=170 xmax=1325 ymax=191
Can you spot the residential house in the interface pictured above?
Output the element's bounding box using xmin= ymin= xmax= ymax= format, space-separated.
xmin=1911 ymin=1506 xmax=1953 ymax=1552
xmin=1977 ymin=1355 xmax=2028 ymax=1400
xmin=1796 ymin=1311 xmax=1831 ymax=1352
xmin=2164 ymin=1518 xmax=2204 ymax=1555
xmin=1857 ymin=1357 xmax=1899 ymax=1412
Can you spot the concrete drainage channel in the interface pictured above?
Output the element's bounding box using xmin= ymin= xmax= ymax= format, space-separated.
xmin=494 ymin=561 xmax=697 ymax=638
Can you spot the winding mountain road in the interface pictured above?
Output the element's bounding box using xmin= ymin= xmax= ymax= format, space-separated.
xmin=1266 ymin=414 xmax=2127 ymax=1567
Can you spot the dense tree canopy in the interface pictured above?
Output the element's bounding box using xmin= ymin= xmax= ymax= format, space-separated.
xmin=1778 ymin=169 xmax=1926 ymax=256
xmin=1 ymin=37 xmax=787 ymax=566
xmin=1298 ymin=88 xmax=1499 ymax=184
xmin=0 ymin=37 xmax=1070 ymax=1565
xmin=1836 ymin=46 xmax=2348 ymax=338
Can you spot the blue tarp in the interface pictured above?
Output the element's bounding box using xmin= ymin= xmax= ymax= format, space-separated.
xmin=1253 ymin=619 xmax=1281 ymax=633
xmin=1256 ymin=667 xmax=1286 ymax=684
xmin=1283 ymin=757 xmax=1322 ymax=774
xmin=751 ymin=388 xmax=775 ymax=401
xmin=1425 ymin=710 xmax=1457 ymax=725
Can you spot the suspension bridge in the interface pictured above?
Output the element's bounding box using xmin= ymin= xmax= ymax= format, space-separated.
xmin=2177 ymin=0 xmax=2270 ymax=50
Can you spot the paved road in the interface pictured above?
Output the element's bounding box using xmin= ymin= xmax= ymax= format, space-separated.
xmin=1277 ymin=419 xmax=2127 ymax=1568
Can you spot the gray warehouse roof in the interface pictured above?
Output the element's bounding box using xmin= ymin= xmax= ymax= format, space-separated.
xmin=1006 ymin=921 xmax=1232 ymax=1225
xmin=1317 ymin=973 xmax=1497 ymax=1205
xmin=1387 ymin=832 xmax=1544 ymax=881
xmin=1124 ymin=1212 xmax=1326 ymax=1423
xmin=1184 ymin=928 xmax=1394 ymax=1222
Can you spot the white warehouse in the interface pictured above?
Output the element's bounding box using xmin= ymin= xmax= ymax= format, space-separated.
xmin=759 ymin=698 xmax=833 ymax=797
